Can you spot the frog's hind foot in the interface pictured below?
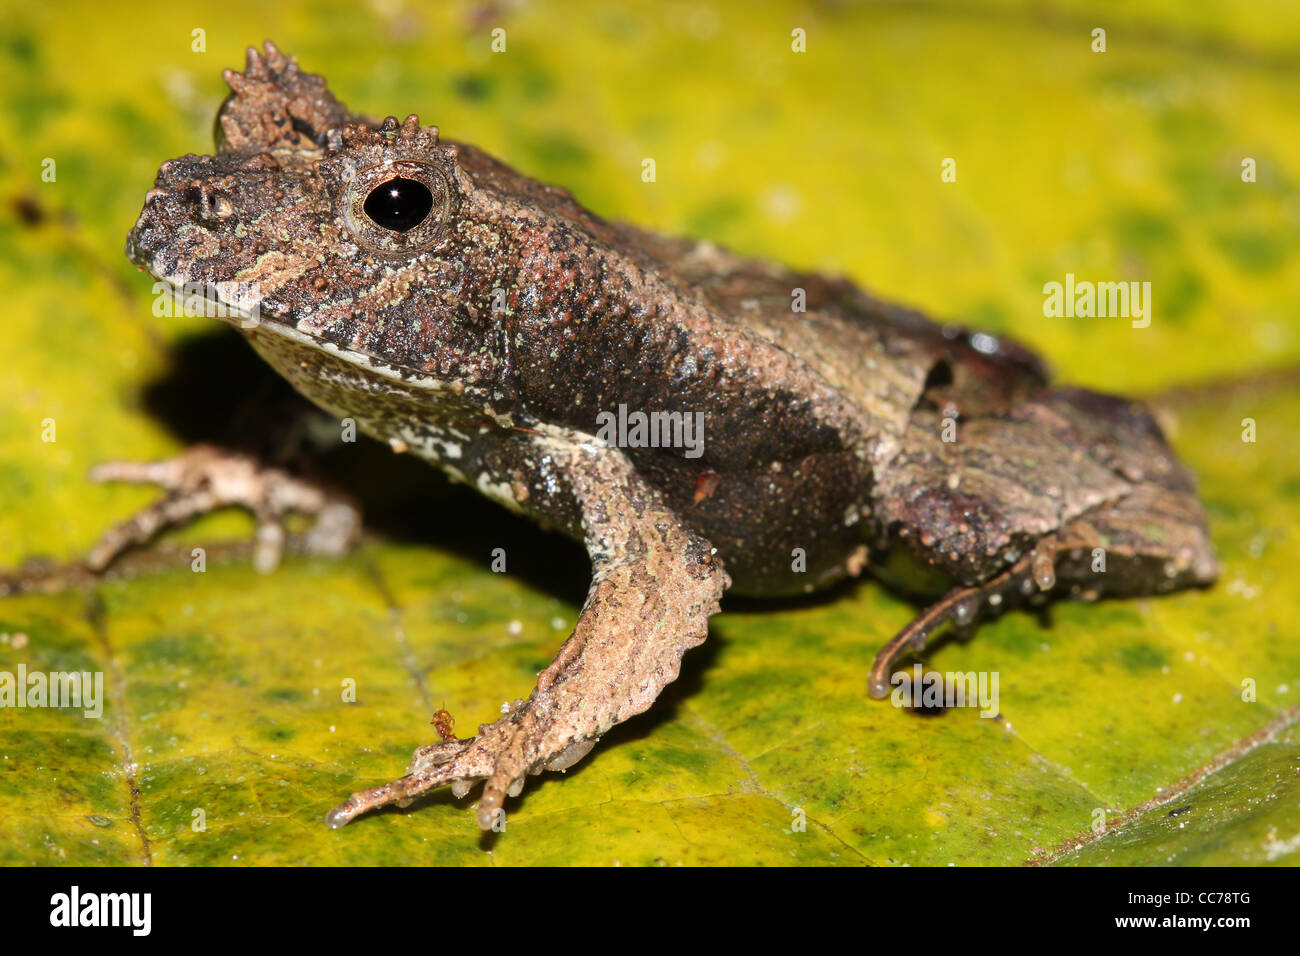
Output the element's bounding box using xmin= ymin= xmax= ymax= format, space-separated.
xmin=86 ymin=444 xmax=360 ymax=574
xmin=867 ymin=552 xmax=1042 ymax=699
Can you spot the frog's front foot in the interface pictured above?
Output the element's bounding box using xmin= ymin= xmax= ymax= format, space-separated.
xmin=325 ymin=697 xmax=602 ymax=831
xmin=86 ymin=444 xmax=360 ymax=574
xmin=326 ymin=538 xmax=727 ymax=831
xmin=326 ymin=440 xmax=729 ymax=831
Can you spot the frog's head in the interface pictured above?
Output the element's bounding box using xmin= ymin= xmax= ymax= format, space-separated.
xmin=127 ymin=42 xmax=580 ymax=412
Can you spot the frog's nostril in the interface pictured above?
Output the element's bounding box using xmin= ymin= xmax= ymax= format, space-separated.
xmin=181 ymin=184 xmax=235 ymax=222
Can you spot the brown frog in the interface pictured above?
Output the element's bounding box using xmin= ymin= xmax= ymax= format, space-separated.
xmin=105 ymin=43 xmax=1217 ymax=831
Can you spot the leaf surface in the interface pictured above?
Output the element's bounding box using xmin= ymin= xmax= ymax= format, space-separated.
xmin=1 ymin=0 xmax=1296 ymax=865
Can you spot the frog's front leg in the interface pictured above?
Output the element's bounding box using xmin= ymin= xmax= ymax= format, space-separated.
xmin=326 ymin=442 xmax=730 ymax=830
xmin=85 ymin=444 xmax=360 ymax=574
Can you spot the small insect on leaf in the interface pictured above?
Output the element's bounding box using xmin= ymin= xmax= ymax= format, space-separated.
xmin=431 ymin=706 xmax=457 ymax=742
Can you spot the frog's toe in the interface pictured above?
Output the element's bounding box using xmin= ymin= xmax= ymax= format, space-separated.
xmin=325 ymin=703 xmax=600 ymax=831
xmin=85 ymin=444 xmax=360 ymax=573
xmin=867 ymin=552 xmax=1039 ymax=699
xmin=323 ymin=737 xmax=482 ymax=829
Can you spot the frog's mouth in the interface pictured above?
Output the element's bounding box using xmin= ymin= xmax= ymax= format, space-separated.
xmin=141 ymin=273 xmax=278 ymax=333
xmin=139 ymin=273 xmax=485 ymax=406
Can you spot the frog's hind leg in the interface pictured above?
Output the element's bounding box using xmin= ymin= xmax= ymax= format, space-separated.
xmin=85 ymin=444 xmax=360 ymax=574
xmin=325 ymin=440 xmax=729 ymax=831
xmin=866 ymin=553 xmax=1040 ymax=699
xmin=867 ymin=479 xmax=1219 ymax=700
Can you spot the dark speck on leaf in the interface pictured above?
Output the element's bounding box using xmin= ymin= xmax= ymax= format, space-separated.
xmin=453 ymin=73 xmax=496 ymax=101
xmin=12 ymin=194 xmax=46 ymax=226
xmin=526 ymin=132 xmax=590 ymax=168
xmin=1118 ymin=641 xmax=1168 ymax=672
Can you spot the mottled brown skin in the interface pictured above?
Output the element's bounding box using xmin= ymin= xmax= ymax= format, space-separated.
xmin=110 ymin=43 xmax=1217 ymax=830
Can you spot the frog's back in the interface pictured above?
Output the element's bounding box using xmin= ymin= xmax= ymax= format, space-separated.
xmin=542 ymin=226 xmax=1053 ymax=595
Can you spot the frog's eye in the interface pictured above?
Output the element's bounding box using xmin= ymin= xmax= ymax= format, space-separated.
xmin=342 ymin=161 xmax=453 ymax=256
xmin=364 ymin=178 xmax=433 ymax=232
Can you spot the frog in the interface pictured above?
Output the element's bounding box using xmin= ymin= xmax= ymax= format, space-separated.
xmin=105 ymin=42 xmax=1218 ymax=832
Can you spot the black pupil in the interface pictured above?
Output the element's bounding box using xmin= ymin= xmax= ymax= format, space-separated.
xmin=363 ymin=178 xmax=434 ymax=233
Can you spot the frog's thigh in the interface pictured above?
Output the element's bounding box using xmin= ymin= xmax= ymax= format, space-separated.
xmin=328 ymin=440 xmax=730 ymax=830
xmin=1042 ymin=484 xmax=1218 ymax=596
